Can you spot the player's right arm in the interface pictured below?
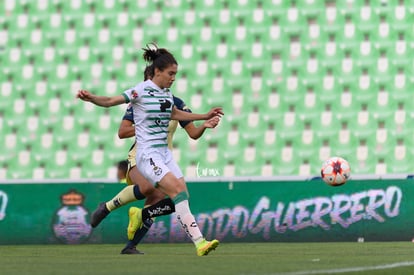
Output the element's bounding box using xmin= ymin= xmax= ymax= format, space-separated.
xmin=77 ymin=90 xmax=126 ymax=107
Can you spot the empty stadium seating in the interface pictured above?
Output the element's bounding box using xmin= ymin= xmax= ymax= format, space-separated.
xmin=1 ymin=0 xmax=414 ymax=180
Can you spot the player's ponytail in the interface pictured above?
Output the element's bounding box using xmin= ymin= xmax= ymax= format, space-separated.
xmin=142 ymin=43 xmax=161 ymax=62
xmin=142 ymin=43 xmax=177 ymax=73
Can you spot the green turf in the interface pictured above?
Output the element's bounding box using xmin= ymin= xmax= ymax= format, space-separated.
xmin=1 ymin=242 xmax=413 ymax=275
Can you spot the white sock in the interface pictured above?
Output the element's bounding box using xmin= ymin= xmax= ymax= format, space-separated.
xmin=175 ymin=200 xmax=204 ymax=245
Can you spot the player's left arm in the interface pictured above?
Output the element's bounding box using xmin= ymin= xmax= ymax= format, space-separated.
xmin=184 ymin=116 xmax=221 ymax=140
xmin=171 ymin=106 xmax=223 ymax=121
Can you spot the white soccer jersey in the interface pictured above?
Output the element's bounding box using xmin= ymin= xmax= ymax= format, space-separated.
xmin=122 ymin=79 xmax=174 ymax=150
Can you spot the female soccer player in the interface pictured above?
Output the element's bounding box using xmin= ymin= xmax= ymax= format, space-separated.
xmin=89 ymin=65 xmax=220 ymax=254
xmin=77 ymin=45 xmax=223 ymax=256
xmin=120 ymin=95 xmax=220 ymax=254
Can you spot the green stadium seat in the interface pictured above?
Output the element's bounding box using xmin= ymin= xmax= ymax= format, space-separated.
xmin=2 ymin=0 xmax=412 ymax=179
xmin=236 ymin=157 xmax=263 ymax=177
xmin=274 ymin=153 xmax=300 ymax=176
xmin=176 ymin=140 xmax=203 ymax=170
xmin=219 ymin=124 xmax=242 ymax=164
xmin=386 ymin=130 xmax=414 ymax=173
xmin=258 ymin=136 xmax=278 ymax=163
xmin=0 ymin=135 xmax=17 ymax=164
xmin=0 ymin=163 xmax=8 ymax=180
xmin=46 ymin=160 xmax=70 ymax=179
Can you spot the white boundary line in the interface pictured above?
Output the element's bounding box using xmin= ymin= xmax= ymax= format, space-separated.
xmin=276 ymin=261 xmax=414 ymax=275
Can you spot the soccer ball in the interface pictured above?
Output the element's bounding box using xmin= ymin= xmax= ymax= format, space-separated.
xmin=321 ymin=157 xmax=351 ymax=186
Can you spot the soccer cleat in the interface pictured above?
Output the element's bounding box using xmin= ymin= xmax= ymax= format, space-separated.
xmin=127 ymin=207 xmax=142 ymax=240
xmin=90 ymin=202 xmax=110 ymax=228
xmin=196 ymin=239 xmax=219 ymax=256
xmin=120 ymin=246 xmax=144 ymax=255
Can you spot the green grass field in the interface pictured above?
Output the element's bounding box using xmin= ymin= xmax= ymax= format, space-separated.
xmin=1 ymin=242 xmax=414 ymax=275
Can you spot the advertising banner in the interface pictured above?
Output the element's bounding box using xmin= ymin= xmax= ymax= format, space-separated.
xmin=0 ymin=179 xmax=413 ymax=244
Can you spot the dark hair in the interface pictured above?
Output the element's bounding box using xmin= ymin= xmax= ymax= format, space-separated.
xmin=143 ymin=64 xmax=154 ymax=81
xmin=117 ymin=160 xmax=128 ymax=173
xmin=142 ymin=43 xmax=177 ymax=75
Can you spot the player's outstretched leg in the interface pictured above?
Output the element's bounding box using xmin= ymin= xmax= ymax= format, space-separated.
xmin=196 ymin=239 xmax=220 ymax=256
xmin=90 ymin=185 xmax=145 ymax=228
xmin=90 ymin=202 xmax=110 ymax=228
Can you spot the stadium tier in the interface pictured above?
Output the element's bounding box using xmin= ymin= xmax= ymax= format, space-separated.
xmin=1 ymin=0 xmax=414 ymax=180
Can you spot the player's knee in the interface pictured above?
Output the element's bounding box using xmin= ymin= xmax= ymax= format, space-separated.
xmin=132 ymin=185 xmax=146 ymax=200
xmin=133 ymin=177 xmax=157 ymax=196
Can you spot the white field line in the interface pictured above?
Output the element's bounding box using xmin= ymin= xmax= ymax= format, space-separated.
xmin=275 ymin=261 xmax=414 ymax=275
